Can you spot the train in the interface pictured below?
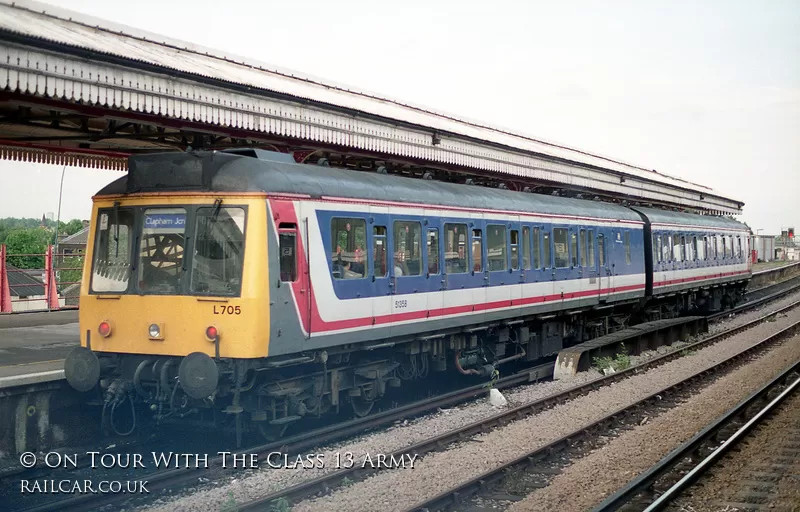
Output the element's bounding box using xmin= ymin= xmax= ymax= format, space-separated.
xmin=64 ymin=148 xmax=751 ymax=441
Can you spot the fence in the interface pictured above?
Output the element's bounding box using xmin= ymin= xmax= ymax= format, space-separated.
xmin=0 ymin=244 xmax=84 ymax=313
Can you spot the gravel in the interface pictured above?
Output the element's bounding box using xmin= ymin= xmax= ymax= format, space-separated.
xmin=509 ymin=333 xmax=800 ymax=512
xmin=666 ymin=389 xmax=800 ymax=511
xmin=135 ymin=291 xmax=800 ymax=512
xmin=288 ymin=307 xmax=800 ymax=512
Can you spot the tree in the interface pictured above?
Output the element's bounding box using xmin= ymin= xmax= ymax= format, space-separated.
xmin=58 ymin=219 xmax=85 ymax=237
xmin=5 ymin=228 xmax=51 ymax=268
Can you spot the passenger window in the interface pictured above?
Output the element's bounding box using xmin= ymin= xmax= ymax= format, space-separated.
xmin=522 ymin=227 xmax=531 ymax=269
xmin=736 ymin=236 xmax=742 ymax=258
xmin=542 ymin=230 xmax=551 ymax=268
xmin=598 ymin=234 xmax=605 ymax=267
xmin=687 ymin=236 xmax=696 ymax=261
xmin=427 ymin=229 xmax=440 ymax=275
xmin=471 ymin=229 xmax=483 ymax=272
xmin=278 ymin=225 xmax=297 ymax=282
xmin=703 ymin=236 xmax=710 ymax=260
xmin=680 ymin=236 xmax=686 ymax=261
xmin=373 ymin=226 xmax=387 ymax=278
xmin=662 ymin=234 xmax=671 ymax=262
xmin=331 ymin=218 xmax=367 ymax=279
xmin=553 ymin=228 xmax=569 ymax=268
xmin=444 ymin=223 xmax=468 ymax=274
xmin=579 ymin=229 xmax=587 ymax=267
xmin=697 ymin=236 xmax=705 ymax=261
xmin=624 ymin=231 xmax=631 ymax=265
xmin=533 ymin=227 xmax=542 ymax=269
xmin=587 ymin=230 xmax=595 ymax=267
xmin=510 ymin=229 xmax=520 ymax=271
xmin=570 ymin=232 xmax=578 ymax=267
xmin=487 ymin=225 xmax=507 ymax=271
xmin=673 ymin=234 xmax=682 ymax=261
xmin=394 ymin=220 xmax=422 ymax=276
xmin=653 ymin=234 xmax=661 ymax=264
xmin=713 ymin=236 xmax=719 ymax=260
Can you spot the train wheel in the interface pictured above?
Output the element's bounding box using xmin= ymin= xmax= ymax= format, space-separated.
xmin=350 ymin=394 xmax=375 ymax=417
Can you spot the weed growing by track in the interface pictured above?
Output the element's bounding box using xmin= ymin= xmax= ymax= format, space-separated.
xmin=593 ymin=344 xmax=632 ymax=373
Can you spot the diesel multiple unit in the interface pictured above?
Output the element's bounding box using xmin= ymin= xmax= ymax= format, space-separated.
xmin=64 ymin=149 xmax=751 ymax=440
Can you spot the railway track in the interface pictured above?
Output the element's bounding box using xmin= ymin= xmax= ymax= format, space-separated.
xmin=229 ymin=298 xmax=800 ymax=512
xmin=403 ymin=321 xmax=800 ymax=512
xmin=13 ymin=283 xmax=800 ymax=512
xmin=593 ymin=359 xmax=800 ymax=511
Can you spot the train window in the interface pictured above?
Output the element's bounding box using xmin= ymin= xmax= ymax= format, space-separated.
xmin=579 ymin=229 xmax=588 ymax=267
xmin=139 ymin=207 xmax=187 ymax=294
xmin=687 ymin=236 xmax=696 ymax=261
xmin=533 ymin=227 xmax=542 ymax=269
xmin=736 ymin=236 xmax=742 ymax=259
xmin=278 ymin=225 xmax=297 ymax=282
xmin=570 ymin=232 xmax=578 ymax=267
xmin=190 ymin=207 xmax=246 ymax=296
xmin=510 ymin=229 xmax=520 ymax=271
xmin=471 ymin=229 xmax=483 ymax=272
xmin=725 ymin=236 xmax=733 ymax=259
xmin=704 ymin=236 xmax=711 ymax=260
xmin=522 ymin=227 xmax=531 ymax=269
xmin=331 ymin=218 xmax=367 ymax=279
xmin=427 ymin=229 xmax=440 ymax=275
xmin=697 ymin=236 xmax=705 ymax=261
xmin=680 ymin=236 xmax=686 ymax=261
xmin=713 ymin=236 xmax=719 ymax=260
xmin=487 ymin=225 xmax=507 ymax=271
xmin=553 ymin=228 xmax=569 ymax=268
xmin=444 ymin=223 xmax=468 ymax=274
xmin=91 ymin=208 xmax=135 ymax=293
xmin=673 ymin=234 xmax=682 ymax=261
xmin=662 ymin=234 xmax=671 ymax=262
xmin=624 ymin=231 xmax=631 ymax=265
xmin=587 ymin=230 xmax=595 ymax=267
xmin=653 ymin=234 xmax=660 ymax=264
xmin=373 ymin=226 xmax=388 ymax=278
xmin=599 ymin=234 xmax=606 ymax=267
xmin=542 ymin=230 xmax=551 ymax=268
xmin=394 ymin=221 xmax=422 ymax=276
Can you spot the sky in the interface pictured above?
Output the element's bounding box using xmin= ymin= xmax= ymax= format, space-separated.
xmin=0 ymin=0 xmax=797 ymax=233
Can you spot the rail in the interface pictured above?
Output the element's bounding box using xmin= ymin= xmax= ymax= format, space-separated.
xmin=405 ymin=319 xmax=800 ymax=512
xmin=593 ymin=360 xmax=800 ymax=511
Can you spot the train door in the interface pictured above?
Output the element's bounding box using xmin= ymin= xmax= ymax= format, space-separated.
xmin=486 ymin=222 xmax=511 ymax=305
xmin=598 ymin=230 xmax=614 ymax=300
xmin=552 ymin=225 xmax=572 ymax=301
xmin=583 ymin=227 xmax=598 ymax=299
xmin=369 ymin=206 xmax=392 ymax=325
xmin=508 ymin=219 xmax=523 ymax=304
xmin=288 ymin=202 xmax=312 ymax=335
xmin=424 ymin=212 xmax=443 ymax=321
xmin=470 ymin=216 xmax=488 ymax=324
xmin=442 ymin=220 xmax=471 ymax=315
xmin=391 ymin=216 xmax=427 ymax=317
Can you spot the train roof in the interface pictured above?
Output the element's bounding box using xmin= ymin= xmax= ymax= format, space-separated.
xmin=97 ymin=149 xmax=644 ymax=223
xmin=631 ymin=206 xmax=748 ymax=231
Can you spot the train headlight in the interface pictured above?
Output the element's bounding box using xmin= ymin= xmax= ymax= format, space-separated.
xmin=149 ymin=324 xmax=161 ymax=338
xmin=205 ymin=325 xmax=219 ymax=342
xmin=98 ymin=321 xmax=112 ymax=338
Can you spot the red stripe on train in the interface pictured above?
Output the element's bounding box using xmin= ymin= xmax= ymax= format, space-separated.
xmin=269 ymin=199 xmax=648 ymax=335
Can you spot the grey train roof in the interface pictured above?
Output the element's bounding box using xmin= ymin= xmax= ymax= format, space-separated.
xmin=632 ymin=206 xmax=747 ymax=231
xmin=99 ymin=149 xmax=645 ymax=223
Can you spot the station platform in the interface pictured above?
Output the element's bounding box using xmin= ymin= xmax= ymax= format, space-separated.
xmin=0 ymin=320 xmax=78 ymax=389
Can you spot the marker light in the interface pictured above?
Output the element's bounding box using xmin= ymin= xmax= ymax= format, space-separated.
xmin=98 ymin=321 xmax=112 ymax=338
xmin=149 ymin=324 xmax=161 ymax=338
xmin=205 ymin=326 xmax=219 ymax=342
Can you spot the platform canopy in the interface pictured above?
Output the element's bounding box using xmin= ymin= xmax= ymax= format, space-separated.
xmin=0 ymin=0 xmax=744 ymax=215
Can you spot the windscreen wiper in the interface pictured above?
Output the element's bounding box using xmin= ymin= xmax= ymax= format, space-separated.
xmin=113 ymin=201 xmax=120 ymax=258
